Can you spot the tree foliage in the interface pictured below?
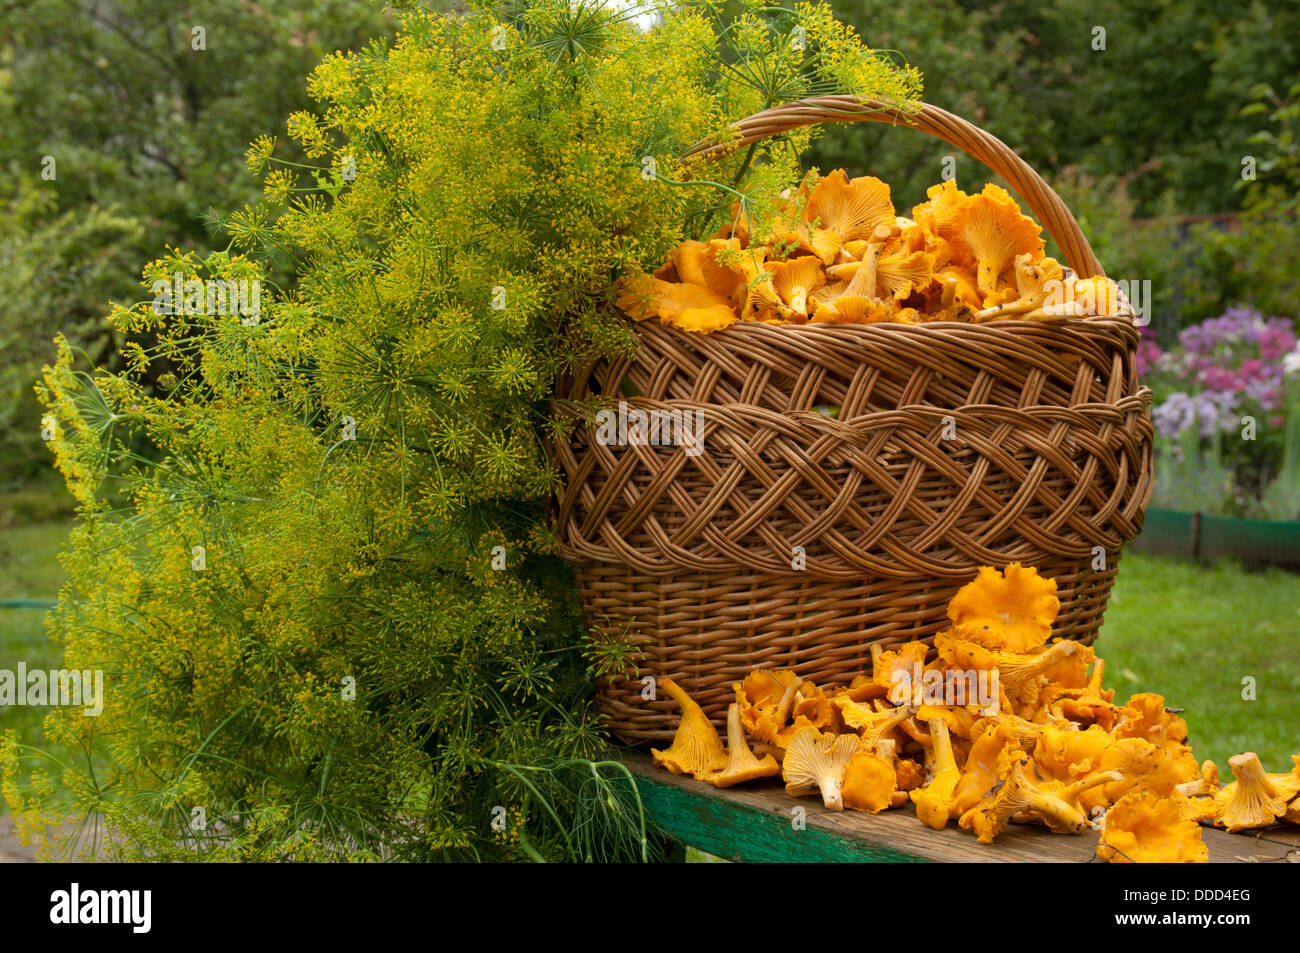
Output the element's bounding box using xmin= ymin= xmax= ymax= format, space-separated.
xmin=0 ymin=0 xmax=396 ymax=490
xmin=813 ymin=0 xmax=1299 ymax=217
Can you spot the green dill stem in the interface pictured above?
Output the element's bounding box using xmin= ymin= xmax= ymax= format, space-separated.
xmin=515 ymin=829 xmax=548 ymax=863
xmin=731 ymin=140 xmax=759 ymax=188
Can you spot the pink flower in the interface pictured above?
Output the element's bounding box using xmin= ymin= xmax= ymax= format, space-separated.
xmin=1136 ymin=338 xmax=1162 ymax=377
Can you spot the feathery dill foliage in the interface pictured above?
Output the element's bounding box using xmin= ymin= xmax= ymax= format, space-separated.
xmin=2 ymin=0 xmax=920 ymax=861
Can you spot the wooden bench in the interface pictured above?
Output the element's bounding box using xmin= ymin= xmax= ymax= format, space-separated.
xmin=622 ymin=752 xmax=1300 ymax=863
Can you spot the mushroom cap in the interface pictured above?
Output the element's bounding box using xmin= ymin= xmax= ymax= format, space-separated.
xmin=809 ymin=279 xmax=849 ymax=308
xmin=614 ymin=273 xmax=737 ymax=329
xmin=1285 ymin=755 xmax=1300 ymax=823
xmin=811 ymin=295 xmax=896 ymax=325
xmin=873 ymin=639 xmax=935 ymax=691
xmin=1115 ymin=693 xmax=1191 ymax=757
xmin=842 ymin=748 xmax=899 ymax=814
xmin=953 ymin=721 xmax=1019 ymax=816
xmin=1033 ymin=723 xmax=1116 ymax=785
xmin=739 ymin=271 xmax=796 ymax=323
xmin=984 ymin=641 xmax=1080 ymax=708
xmin=791 ymin=682 xmax=846 ymax=735
xmin=1176 ymin=792 xmax=1217 ymax=824
xmin=838 ymin=672 xmax=890 ymax=703
xmin=672 ymin=304 xmax=740 ymax=333
xmin=834 ymin=697 xmax=915 ymax=746
xmin=935 ymin=267 xmax=983 ymax=311
xmin=911 ymin=179 xmax=968 ymax=245
xmin=874 ymin=249 xmax=936 ymax=300
xmin=894 ymin=757 xmax=926 ymax=792
xmin=1099 ymin=790 xmax=1209 ymax=863
xmin=1099 ymin=737 xmax=1183 ymax=804
xmin=802 ymin=170 xmax=896 ymax=245
xmin=1067 ymin=275 xmax=1123 ymax=317
xmin=1016 ymin=253 xmax=1064 ymax=299
xmin=950 ymin=185 xmax=1045 ymax=297
xmin=673 ymin=238 xmax=750 ymax=307
xmin=769 ymin=255 xmax=827 ymax=318
xmin=947 ymin=562 xmax=1060 ymax=653
xmin=734 ymin=669 xmax=801 ymax=745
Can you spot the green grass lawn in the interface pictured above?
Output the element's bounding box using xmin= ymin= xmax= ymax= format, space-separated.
xmin=0 ymin=519 xmax=74 ymax=816
xmin=0 ymin=519 xmax=1297 ymax=816
xmin=1100 ymin=553 xmax=1300 ymax=772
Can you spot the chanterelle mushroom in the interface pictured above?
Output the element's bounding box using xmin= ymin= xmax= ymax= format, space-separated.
xmin=613 ymin=274 xmax=737 ymax=332
xmin=1213 ymin=752 xmax=1300 ymax=832
xmin=651 ymin=677 xmax=727 ymax=779
xmin=972 ymin=254 xmax=1064 ymax=322
xmin=734 ymin=669 xmax=801 ymax=746
xmin=1175 ymin=760 xmax=1221 ymax=798
xmin=959 ymin=753 xmax=1091 ymax=843
xmin=768 ymin=256 xmax=826 ymax=320
xmin=1114 ymin=692 xmax=1199 ymax=782
xmin=708 ymin=703 xmax=780 ymax=788
xmin=950 ymin=185 xmax=1045 ymax=299
xmin=801 ymin=170 xmax=896 ymax=250
xmin=946 ymin=562 xmax=1060 ymax=653
xmin=1033 ymin=724 xmax=1116 ymax=811
xmin=833 ymin=698 xmax=915 ymax=748
xmin=842 ymin=739 xmax=901 ymax=815
xmin=1284 ymin=756 xmax=1300 ymax=824
xmin=781 ymin=726 xmax=860 ymax=811
xmin=952 ymin=720 xmax=1019 ymax=817
xmin=982 ymin=640 xmax=1080 ymax=704
xmin=811 ymin=294 xmax=896 ymax=324
xmin=1098 ymin=789 xmax=1209 ymax=864
xmin=911 ymin=717 xmax=962 ymax=829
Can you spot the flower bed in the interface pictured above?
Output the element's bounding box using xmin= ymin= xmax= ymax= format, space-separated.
xmin=1141 ymin=307 xmax=1300 ymax=519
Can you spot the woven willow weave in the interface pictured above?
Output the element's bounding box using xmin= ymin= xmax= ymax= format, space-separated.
xmin=553 ymin=98 xmax=1154 ymax=745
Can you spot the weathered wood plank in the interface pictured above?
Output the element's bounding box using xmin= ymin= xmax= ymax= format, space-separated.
xmin=623 ymin=752 xmax=1300 ymax=864
xmin=636 ymin=769 xmax=928 ymax=863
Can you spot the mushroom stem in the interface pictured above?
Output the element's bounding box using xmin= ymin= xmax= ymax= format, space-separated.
xmin=842 ymin=242 xmax=881 ymax=299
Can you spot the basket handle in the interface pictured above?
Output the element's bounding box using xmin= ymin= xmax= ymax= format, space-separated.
xmin=680 ymin=96 xmax=1104 ymax=279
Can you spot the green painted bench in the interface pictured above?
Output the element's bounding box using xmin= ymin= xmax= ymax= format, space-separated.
xmin=621 ymin=752 xmax=1300 ymax=863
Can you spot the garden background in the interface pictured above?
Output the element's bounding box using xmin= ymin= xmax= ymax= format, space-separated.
xmin=1 ymin=0 xmax=1298 ymax=859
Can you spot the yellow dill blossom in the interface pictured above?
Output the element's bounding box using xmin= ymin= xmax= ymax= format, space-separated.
xmin=12 ymin=0 xmax=922 ymax=863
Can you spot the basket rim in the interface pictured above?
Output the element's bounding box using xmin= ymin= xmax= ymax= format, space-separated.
xmin=632 ymin=313 xmax=1141 ymax=337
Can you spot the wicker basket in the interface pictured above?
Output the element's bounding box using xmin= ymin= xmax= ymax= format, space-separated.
xmin=552 ymin=97 xmax=1153 ymax=746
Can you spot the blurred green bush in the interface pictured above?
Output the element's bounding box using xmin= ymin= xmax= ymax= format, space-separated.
xmin=0 ymin=0 xmax=395 ymax=491
xmin=808 ymin=0 xmax=1300 ymax=334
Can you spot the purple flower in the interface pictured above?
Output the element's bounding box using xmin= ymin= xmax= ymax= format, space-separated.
xmin=1195 ymin=390 xmax=1238 ymax=438
xmin=1153 ymin=391 xmax=1195 ymax=438
xmin=1153 ymin=389 xmax=1239 ymax=439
